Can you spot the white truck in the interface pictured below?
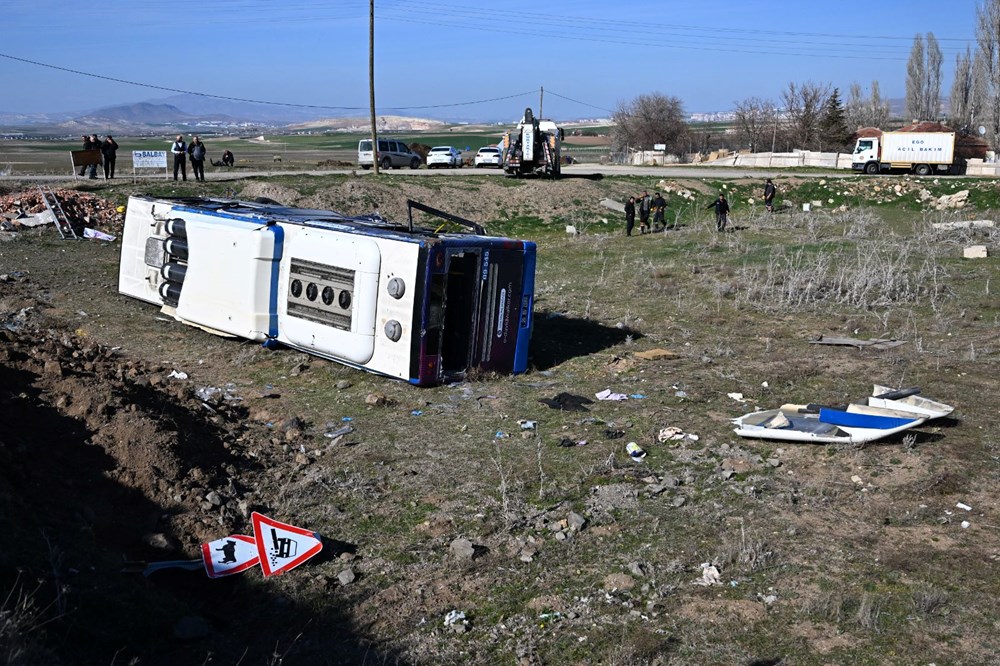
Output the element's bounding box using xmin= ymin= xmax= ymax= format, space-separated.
xmin=502 ymin=107 xmax=563 ymax=177
xmin=851 ymin=131 xmax=957 ymax=175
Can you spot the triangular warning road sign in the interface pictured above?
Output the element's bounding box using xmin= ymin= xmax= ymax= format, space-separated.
xmin=201 ymin=534 xmax=259 ymax=579
xmin=251 ymin=512 xmax=323 ymax=577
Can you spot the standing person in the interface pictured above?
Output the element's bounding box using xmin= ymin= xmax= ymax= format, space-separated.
xmin=638 ymin=190 xmax=652 ymax=234
xmin=101 ymin=135 xmax=119 ymax=180
xmin=708 ymin=194 xmax=730 ymax=232
xmin=87 ymin=134 xmax=101 ymax=179
xmin=78 ymin=135 xmax=92 ymax=176
xmin=171 ymin=134 xmax=187 ymax=181
xmin=763 ymin=178 xmax=777 ymax=212
xmin=651 ymin=191 xmax=667 ymax=231
xmin=624 ymin=196 xmax=636 ymax=237
xmin=188 ymin=136 xmax=206 ymax=182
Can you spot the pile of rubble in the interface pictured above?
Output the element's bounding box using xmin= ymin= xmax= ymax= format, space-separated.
xmin=0 ymin=189 xmax=124 ymax=234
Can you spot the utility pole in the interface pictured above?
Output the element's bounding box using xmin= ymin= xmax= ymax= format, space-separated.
xmin=369 ymin=0 xmax=379 ymax=175
xmin=539 ymin=86 xmax=544 ymax=118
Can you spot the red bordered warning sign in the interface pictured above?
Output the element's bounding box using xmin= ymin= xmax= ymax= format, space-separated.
xmin=251 ymin=512 xmax=323 ymax=577
xmin=201 ymin=534 xmax=259 ymax=578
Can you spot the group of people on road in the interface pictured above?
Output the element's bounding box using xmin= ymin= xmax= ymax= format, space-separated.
xmin=170 ymin=135 xmax=235 ymax=181
xmin=623 ymin=178 xmax=778 ymax=236
xmin=170 ymin=134 xmax=208 ymax=181
xmin=78 ymin=134 xmax=119 ymax=179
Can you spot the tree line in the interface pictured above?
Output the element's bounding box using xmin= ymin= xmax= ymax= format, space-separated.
xmin=612 ymin=0 xmax=1000 ymax=156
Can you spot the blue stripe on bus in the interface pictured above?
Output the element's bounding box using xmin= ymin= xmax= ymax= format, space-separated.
xmin=512 ymin=241 xmax=536 ymax=373
xmin=267 ymin=224 xmax=284 ymax=338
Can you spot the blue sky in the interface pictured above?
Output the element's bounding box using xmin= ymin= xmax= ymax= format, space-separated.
xmin=0 ymin=0 xmax=982 ymax=121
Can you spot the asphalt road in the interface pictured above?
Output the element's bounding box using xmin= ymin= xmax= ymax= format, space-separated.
xmin=0 ymin=163 xmax=858 ymax=183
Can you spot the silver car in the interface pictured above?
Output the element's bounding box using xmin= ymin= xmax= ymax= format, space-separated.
xmin=358 ymin=139 xmax=421 ymax=170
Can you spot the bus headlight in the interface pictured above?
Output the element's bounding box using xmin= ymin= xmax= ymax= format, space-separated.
xmin=387 ymin=277 xmax=405 ymax=299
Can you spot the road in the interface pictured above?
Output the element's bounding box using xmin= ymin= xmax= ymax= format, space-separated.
xmin=0 ymin=163 xmax=861 ymax=183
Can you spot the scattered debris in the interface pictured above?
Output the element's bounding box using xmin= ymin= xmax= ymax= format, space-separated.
xmin=727 ymin=392 xmax=748 ymax=403
xmin=694 ymin=563 xmax=721 ymax=586
xmin=83 ymin=228 xmax=116 ymax=242
xmin=626 ymin=442 xmax=646 ymax=460
xmin=957 ymin=502 xmax=972 ymax=512
xmin=634 ymin=348 xmax=681 ymax=361
xmin=444 ymin=610 xmax=469 ymax=633
xmin=931 ymin=219 xmax=994 ymax=230
xmin=168 ymin=370 xmax=189 ymax=380
xmin=809 ymin=335 xmax=907 ymax=350
xmin=595 ymin=389 xmax=628 ymax=401
xmin=539 ymin=393 xmax=593 ymax=412
xmin=963 ymin=245 xmax=988 ymax=259
xmin=657 ymin=426 xmax=699 ymax=443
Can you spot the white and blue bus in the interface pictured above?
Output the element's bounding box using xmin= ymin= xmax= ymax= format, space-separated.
xmin=118 ymin=196 xmax=535 ymax=386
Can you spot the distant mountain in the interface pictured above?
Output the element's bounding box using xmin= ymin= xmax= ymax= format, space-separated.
xmin=145 ymin=94 xmax=326 ymax=124
xmin=77 ymin=102 xmax=199 ymax=124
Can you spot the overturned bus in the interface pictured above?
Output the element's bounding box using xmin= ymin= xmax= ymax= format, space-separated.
xmin=118 ymin=196 xmax=535 ymax=386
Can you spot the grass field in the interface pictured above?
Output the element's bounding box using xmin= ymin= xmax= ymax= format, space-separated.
xmin=2 ymin=171 xmax=1000 ymax=664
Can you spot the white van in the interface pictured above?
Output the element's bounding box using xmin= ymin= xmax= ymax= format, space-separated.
xmin=358 ymin=139 xmax=422 ymax=170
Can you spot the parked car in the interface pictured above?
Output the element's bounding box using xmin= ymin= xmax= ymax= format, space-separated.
xmin=474 ymin=146 xmax=502 ymax=168
xmin=358 ymin=139 xmax=421 ymax=170
xmin=426 ymin=146 xmax=463 ymax=169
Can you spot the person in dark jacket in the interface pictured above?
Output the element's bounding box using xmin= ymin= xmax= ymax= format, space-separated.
xmin=651 ymin=191 xmax=667 ymax=231
xmin=87 ymin=134 xmax=101 ymax=178
xmin=763 ymin=178 xmax=777 ymax=212
xmin=101 ymin=135 xmax=119 ymax=179
xmin=78 ymin=135 xmax=91 ymax=176
xmin=708 ymin=194 xmax=730 ymax=232
xmin=171 ymin=134 xmax=187 ymax=181
xmin=222 ymin=149 xmax=234 ymax=167
xmin=624 ymin=196 xmax=636 ymax=237
xmin=638 ymin=191 xmax=652 ymax=234
xmin=187 ymin=136 xmax=207 ymax=182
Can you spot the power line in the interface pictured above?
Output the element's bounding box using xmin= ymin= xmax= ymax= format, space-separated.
xmin=0 ymin=51 xmax=533 ymax=112
xmin=388 ymin=0 xmax=973 ymax=45
xmin=376 ymin=14 xmax=935 ymax=61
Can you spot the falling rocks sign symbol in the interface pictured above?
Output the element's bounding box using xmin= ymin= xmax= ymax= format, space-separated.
xmin=201 ymin=534 xmax=259 ymax=579
xmin=251 ymin=511 xmax=323 ymax=577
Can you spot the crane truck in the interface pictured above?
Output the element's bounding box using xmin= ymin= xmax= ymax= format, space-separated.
xmin=502 ymin=107 xmax=563 ymax=177
xmin=851 ymin=131 xmax=957 ymax=175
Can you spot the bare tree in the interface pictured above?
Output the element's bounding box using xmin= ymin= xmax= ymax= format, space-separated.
xmin=907 ymin=33 xmax=944 ymax=121
xmin=906 ymin=35 xmax=926 ymax=121
xmin=976 ymin=0 xmax=1000 ymax=151
xmin=733 ymin=97 xmax=778 ymax=152
xmin=951 ymin=46 xmax=975 ymax=128
xmin=925 ymin=33 xmax=943 ymax=120
xmin=846 ymin=81 xmax=891 ymax=130
xmin=782 ymin=81 xmax=831 ymax=150
xmin=611 ymin=93 xmax=689 ymax=154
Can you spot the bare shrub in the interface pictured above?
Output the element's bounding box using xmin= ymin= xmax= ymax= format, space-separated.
xmin=856 ymin=591 xmax=885 ymax=632
xmin=732 ymin=237 xmax=950 ymax=312
xmin=1 ymin=578 xmax=60 ymax=666
xmin=911 ymin=584 xmax=949 ymax=616
xmin=715 ymin=525 xmax=777 ymax=574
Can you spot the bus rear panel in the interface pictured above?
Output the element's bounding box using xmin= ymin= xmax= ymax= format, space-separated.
xmin=117 ymin=196 xmax=535 ymax=386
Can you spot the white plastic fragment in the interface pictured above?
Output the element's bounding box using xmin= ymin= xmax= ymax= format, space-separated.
xmin=694 ymin=563 xmax=721 ymax=586
xmin=956 ymin=502 xmax=972 ymax=512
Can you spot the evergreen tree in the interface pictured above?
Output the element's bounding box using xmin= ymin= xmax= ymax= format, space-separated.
xmin=819 ymin=88 xmax=851 ymax=150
